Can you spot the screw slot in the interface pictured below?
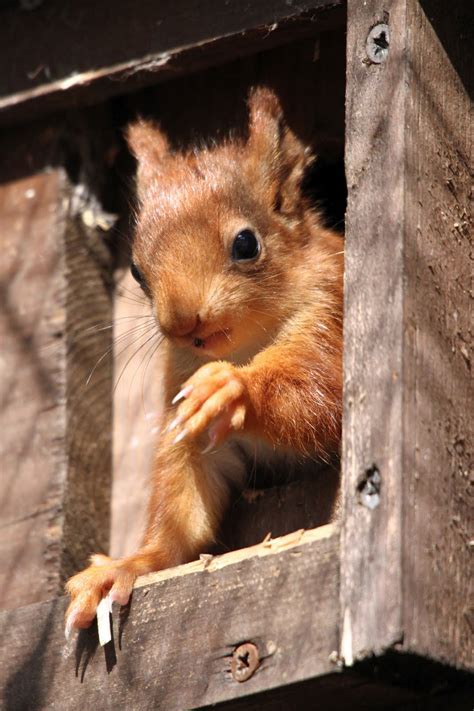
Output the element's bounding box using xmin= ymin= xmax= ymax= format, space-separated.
xmin=357 ymin=465 xmax=381 ymax=510
xmin=231 ymin=643 xmax=260 ymax=682
xmin=366 ymin=23 xmax=390 ymax=64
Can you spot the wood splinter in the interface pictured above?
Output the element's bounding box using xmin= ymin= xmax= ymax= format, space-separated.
xmin=96 ymin=594 xmax=113 ymax=646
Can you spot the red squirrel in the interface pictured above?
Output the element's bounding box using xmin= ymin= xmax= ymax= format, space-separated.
xmin=65 ymin=87 xmax=343 ymax=632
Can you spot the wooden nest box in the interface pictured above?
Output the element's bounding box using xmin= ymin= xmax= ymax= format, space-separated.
xmin=0 ymin=1 xmax=471 ymax=709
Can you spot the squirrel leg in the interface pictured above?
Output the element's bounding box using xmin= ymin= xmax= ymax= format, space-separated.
xmin=65 ymin=435 xmax=243 ymax=633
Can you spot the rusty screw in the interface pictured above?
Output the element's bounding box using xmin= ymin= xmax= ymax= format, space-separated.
xmin=231 ymin=643 xmax=260 ymax=683
xmin=366 ymin=23 xmax=390 ymax=64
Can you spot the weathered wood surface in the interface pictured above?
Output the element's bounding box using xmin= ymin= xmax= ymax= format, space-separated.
xmin=341 ymin=0 xmax=406 ymax=663
xmin=0 ymin=0 xmax=344 ymax=124
xmin=402 ymin=0 xmax=473 ymax=669
xmin=0 ymin=169 xmax=68 ymax=610
xmin=0 ymin=527 xmax=340 ymax=711
xmin=0 ymin=123 xmax=113 ymax=608
xmin=218 ymin=468 xmax=340 ymax=553
xmin=342 ymin=0 xmax=473 ymax=671
xmin=136 ymin=31 xmax=347 ymax=156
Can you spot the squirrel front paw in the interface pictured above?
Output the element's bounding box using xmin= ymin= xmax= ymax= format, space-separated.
xmin=168 ymin=361 xmax=249 ymax=449
xmin=65 ymin=554 xmax=136 ymax=636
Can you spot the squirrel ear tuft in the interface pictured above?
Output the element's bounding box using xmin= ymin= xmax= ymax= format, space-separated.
xmin=247 ymin=87 xmax=313 ymax=215
xmin=126 ymin=118 xmax=170 ymax=163
xmin=247 ymin=87 xmax=284 ymax=161
xmin=248 ymin=87 xmax=284 ymax=129
xmin=126 ymin=119 xmax=170 ymax=199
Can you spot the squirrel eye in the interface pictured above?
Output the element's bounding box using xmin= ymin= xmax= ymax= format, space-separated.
xmin=130 ymin=262 xmax=148 ymax=291
xmin=231 ymin=229 xmax=260 ymax=262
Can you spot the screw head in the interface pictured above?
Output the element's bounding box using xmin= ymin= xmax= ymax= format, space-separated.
xmin=366 ymin=23 xmax=390 ymax=64
xmin=357 ymin=465 xmax=381 ymax=509
xmin=231 ymin=643 xmax=260 ymax=682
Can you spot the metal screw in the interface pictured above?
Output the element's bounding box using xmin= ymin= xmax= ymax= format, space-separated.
xmin=357 ymin=465 xmax=381 ymax=510
xmin=231 ymin=643 xmax=260 ymax=683
xmin=366 ymin=24 xmax=390 ymax=64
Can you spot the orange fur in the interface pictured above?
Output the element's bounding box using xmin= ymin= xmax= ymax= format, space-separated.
xmin=65 ymin=87 xmax=343 ymax=631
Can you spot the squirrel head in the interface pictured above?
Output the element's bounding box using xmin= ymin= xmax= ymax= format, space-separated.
xmin=127 ymin=87 xmax=319 ymax=359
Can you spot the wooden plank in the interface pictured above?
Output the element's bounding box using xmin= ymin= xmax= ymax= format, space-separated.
xmin=217 ymin=468 xmax=340 ymax=553
xmin=0 ymin=121 xmax=113 ymax=608
xmin=0 ymin=169 xmax=69 ymax=610
xmin=342 ymin=0 xmax=473 ymax=670
xmin=0 ymin=528 xmax=340 ymax=710
xmin=138 ymin=31 xmax=347 ymax=154
xmin=402 ymin=0 xmax=473 ymax=670
xmin=341 ymin=0 xmax=406 ymax=662
xmin=0 ymin=0 xmax=344 ymax=124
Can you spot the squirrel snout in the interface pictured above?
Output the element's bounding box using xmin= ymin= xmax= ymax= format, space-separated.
xmin=160 ymin=313 xmax=200 ymax=339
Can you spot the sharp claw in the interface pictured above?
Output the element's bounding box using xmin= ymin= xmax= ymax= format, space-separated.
xmin=65 ymin=608 xmax=79 ymax=640
xmin=172 ymin=429 xmax=188 ymax=445
xmin=201 ymin=431 xmax=218 ymax=454
xmin=167 ymin=415 xmax=183 ymax=433
xmin=172 ymin=385 xmax=193 ymax=405
xmin=109 ymin=589 xmax=130 ymax=606
xmin=201 ymin=442 xmax=214 ymax=454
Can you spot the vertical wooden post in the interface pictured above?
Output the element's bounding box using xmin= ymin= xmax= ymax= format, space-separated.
xmin=342 ymin=0 xmax=472 ymax=668
xmin=0 ymin=121 xmax=113 ymax=609
xmin=402 ymin=0 xmax=472 ymax=668
xmin=341 ymin=0 xmax=407 ymax=662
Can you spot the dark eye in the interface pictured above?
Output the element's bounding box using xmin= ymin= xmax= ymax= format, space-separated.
xmin=130 ymin=262 xmax=148 ymax=291
xmin=231 ymin=229 xmax=260 ymax=262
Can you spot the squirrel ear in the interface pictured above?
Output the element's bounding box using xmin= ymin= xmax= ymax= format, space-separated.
xmin=126 ymin=119 xmax=170 ymax=199
xmin=247 ymin=87 xmax=313 ymax=214
xmin=247 ymin=87 xmax=284 ymax=166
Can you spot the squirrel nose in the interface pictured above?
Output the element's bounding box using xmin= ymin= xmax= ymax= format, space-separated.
xmin=161 ymin=313 xmax=200 ymax=338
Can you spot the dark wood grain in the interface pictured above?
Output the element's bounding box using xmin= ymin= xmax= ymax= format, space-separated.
xmin=217 ymin=466 xmax=341 ymax=554
xmin=342 ymin=0 xmax=473 ymax=671
xmin=0 ymin=121 xmax=114 ymax=607
xmin=0 ymin=528 xmax=340 ymax=710
xmin=0 ymin=0 xmax=344 ymax=125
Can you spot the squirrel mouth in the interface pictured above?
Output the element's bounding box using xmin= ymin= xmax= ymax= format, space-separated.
xmin=193 ymin=329 xmax=231 ymax=351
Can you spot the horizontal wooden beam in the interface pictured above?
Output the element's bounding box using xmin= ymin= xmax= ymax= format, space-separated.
xmin=0 ymin=0 xmax=344 ymax=124
xmin=0 ymin=526 xmax=340 ymax=709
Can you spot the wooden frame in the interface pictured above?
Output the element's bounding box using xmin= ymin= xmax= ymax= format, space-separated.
xmin=342 ymin=0 xmax=472 ymax=671
xmin=0 ymin=0 xmax=472 ymax=708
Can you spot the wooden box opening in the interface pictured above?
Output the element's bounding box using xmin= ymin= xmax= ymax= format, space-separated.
xmin=108 ymin=30 xmax=347 ymax=560
xmin=0 ymin=5 xmax=348 ymax=614
xmin=1 ymin=1 xmax=470 ymax=707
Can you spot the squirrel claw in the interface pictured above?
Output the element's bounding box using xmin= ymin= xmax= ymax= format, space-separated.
xmin=65 ymin=608 xmax=79 ymax=640
xmin=171 ymin=385 xmax=193 ymax=405
xmin=171 ymin=362 xmax=248 ymax=444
